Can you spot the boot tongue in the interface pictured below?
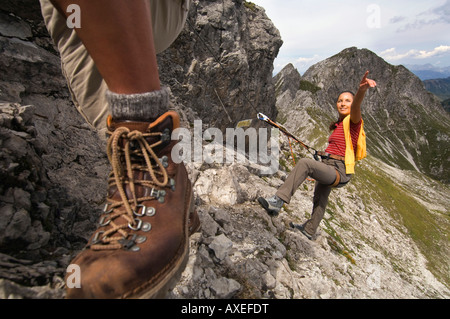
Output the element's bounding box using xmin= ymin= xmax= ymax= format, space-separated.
xmin=106 ymin=113 xmax=175 ymax=153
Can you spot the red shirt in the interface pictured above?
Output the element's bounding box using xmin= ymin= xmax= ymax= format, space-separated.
xmin=325 ymin=119 xmax=361 ymax=157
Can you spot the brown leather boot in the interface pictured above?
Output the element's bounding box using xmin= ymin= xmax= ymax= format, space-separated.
xmin=65 ymin=111 xmax=200 ymax=299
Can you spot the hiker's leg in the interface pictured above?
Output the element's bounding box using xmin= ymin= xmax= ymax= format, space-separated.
xmin=40 ymin=0 xmax=190 ymax=129
xmin=50 ymin=0 xmax=160 ymax=94
xmin=303 ymin=182 xmax=332 ymax=235
xmin=276 ymin=158 xmax=336 ymax=204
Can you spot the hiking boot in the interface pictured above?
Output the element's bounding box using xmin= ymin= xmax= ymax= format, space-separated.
xmin=65 ymin=111 xmax=200 ymax=299
xmin=289 ymin=222 xmax=314 ymax=240
xmin=257 ymin=195 xmax=284 ymax=216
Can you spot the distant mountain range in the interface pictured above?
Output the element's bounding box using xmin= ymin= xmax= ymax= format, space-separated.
xmin=423 ymin=77 xmax=450 ymax=104
xmin=404 ymin=64 xmax=450 ymax=109
xmin=405 ymin=64 xmax=450 ymax=81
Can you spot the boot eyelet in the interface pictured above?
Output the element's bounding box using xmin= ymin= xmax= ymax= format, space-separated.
xmin=169 ymin=178 xmax=176 ymax=191
xmin=142 ymin=222 xmax=152 ymax=232
xmin=92 ymin=231 xmax=105 ymax=244
xmin=136 ymin=235 xmax=147 ymax=244
xmin=145 ymin=206 xmax=156 ymax=217
xmin=99 ymin=216 xmax=111 ymax=227
xmin=160 ymin=155 xmax=169 ymax=168
xmin=128 ymin=218 xmax=142 ymax=231
xmin=161 ymin=128 xmax=170 ymax=142
xmin=103 ymin=203 xmax=113 ymax=214
xmin=150 ymin=188 xmax=166 ymax=203
xmin=133 ymin=204 xmax=146 ymax=217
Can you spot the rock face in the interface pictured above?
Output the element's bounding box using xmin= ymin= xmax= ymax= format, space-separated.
xmin=158 ymin=0 xmax=282 ymax=131
xmin=0 ymin=2 xmax=109 ymax=297
xmin=0 ymin=1 xmax=449 ymax=299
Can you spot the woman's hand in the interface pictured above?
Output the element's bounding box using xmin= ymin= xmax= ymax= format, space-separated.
xmin=359 ymin=70 xmax=377 ymax=91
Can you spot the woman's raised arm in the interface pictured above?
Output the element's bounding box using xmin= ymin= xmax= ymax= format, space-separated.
xmin=350 ymin=71 xmax=377 ymax=123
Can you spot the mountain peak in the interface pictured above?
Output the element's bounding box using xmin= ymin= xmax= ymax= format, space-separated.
xmin=274 ymin=63 xmax=301 ymax=97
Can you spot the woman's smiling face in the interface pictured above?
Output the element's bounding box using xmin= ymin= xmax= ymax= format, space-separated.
xmin=336 ymin=92 xmax=354 ymax=118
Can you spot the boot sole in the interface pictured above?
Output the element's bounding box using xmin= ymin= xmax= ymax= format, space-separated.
xmin=131 ymin=185 xmax=196 ymax=299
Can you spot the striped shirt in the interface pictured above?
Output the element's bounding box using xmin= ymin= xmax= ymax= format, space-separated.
xmin=325 ymin=119 xmax=362 ymax=157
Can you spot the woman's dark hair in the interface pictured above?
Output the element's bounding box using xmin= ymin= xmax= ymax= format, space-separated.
xmin=329 ymin=91 xmax=355 ymax=131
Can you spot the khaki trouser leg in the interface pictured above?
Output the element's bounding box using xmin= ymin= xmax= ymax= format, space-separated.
xmin=303 ymin=182 xmax=332 ymax=235
xmin=39 ymin=0 xmax=191 ymax=134
xmin=276 ymin=158 xmax=349 ymax=236
xmin=276 ymin=158 xmax=336 ymax=204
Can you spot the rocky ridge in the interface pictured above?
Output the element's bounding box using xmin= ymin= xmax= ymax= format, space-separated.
xmin=0 ymin=1 xmax=449 ymax=299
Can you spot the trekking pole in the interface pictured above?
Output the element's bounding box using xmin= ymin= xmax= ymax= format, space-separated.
xmin=257 ymin=113 xmax=320 ymax=161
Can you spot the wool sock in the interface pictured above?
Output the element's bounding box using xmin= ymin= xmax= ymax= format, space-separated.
xmin=106 ymin=86 xmax=169 ymax=122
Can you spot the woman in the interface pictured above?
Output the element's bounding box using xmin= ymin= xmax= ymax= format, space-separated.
xmin=258 ymin=71 xmax=377 ymax=240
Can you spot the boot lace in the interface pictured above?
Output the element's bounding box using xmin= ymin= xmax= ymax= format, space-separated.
xmin=90 ymin=126 xmax=170 ymax=251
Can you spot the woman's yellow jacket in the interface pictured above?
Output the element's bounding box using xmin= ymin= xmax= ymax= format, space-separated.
xmin=343 ymin=115 xmax=366 ymax=174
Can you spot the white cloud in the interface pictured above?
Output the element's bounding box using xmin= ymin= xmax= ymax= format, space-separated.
xmin=394 ymin=0 xmax=450 ymax=31
xmin=253 ymin=0 xmax=450 ymax=69
xmin=418 ymin=45 xmax=450 ymax=58
xmin=381 ymin=45 xmax=450 ymax=60
xmin=294 ymin=54 xmax=322 ymax=72
xmin=295 ymin=55 xmax=321 ymax=63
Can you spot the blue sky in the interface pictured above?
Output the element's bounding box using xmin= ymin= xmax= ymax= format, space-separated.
xmin=251 ymin=0 xmax=450 ymax=74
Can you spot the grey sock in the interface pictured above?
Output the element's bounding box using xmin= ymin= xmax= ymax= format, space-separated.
xmin=106 ymin=86 xmax=170 ymax=122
